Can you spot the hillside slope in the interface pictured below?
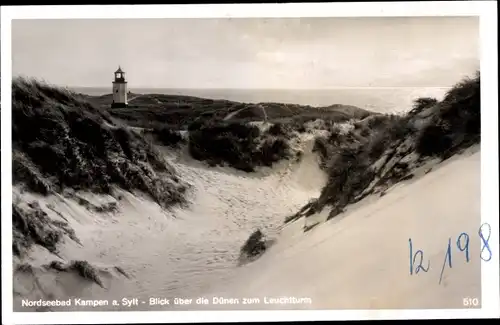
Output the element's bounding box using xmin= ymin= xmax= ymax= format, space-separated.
xmin=12 ymin=77 xmax=189 ymax=294
xmin=223 ymin=72 xmax=483 ymax=308
xmin=85 ymin=92 xmax=373 ymax=130
xmin=13 ymin=130 xmax=329 ymax=312
xmin=287 ymin=72 xmax=481 ymax=225
xmin=12 ymin=78 xmax=188 ymax=208
xmin=205 ymin=145 xmax=481 ymax=310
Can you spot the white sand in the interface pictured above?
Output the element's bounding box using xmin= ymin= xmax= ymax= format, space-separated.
xmin=204 ymin=146 xmax=482 ymax=310
xmin=13 ymin=131 xmax=481 ymax=312
xmin=14 ymin=133 xmax=329 ymax=311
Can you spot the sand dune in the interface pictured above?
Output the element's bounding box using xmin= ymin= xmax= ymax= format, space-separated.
xmin=11 ymin=75 xmax=482 ymax=311
xmin=13 ymin=132 xmax=329 ymax=312
xmin=14 ymin=130 xmax=481 ymax=312
xmin=203 ymin=146 xmax=481 ymax=310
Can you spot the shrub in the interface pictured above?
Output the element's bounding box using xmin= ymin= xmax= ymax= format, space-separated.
xmin=318 ymin=144 xmax=376 ymax=218
xmin=258 ymin=138 xmax=290 ymax=167
xmin=188 ymin=121 xmax=292 ymax=172
xmin=365 ymin=115 xmax=415 ymax=159
xmin=189 ymin=122 xmax=258 ymax=172
xmin=187 ymin=119 xmax=206 ymax=131
xmin=151 ymin=126 xmax=185 ymax=148
xmin=240 ymin=229 xmax=267 ymax=260
xmin=310 ymin=113 xmax=416 ymax=220
xmin=416 ymin=72 xmax=480 ymax=158
xmin=312 ymin=136 xmax=331 ymax=169
xmin=409 ymin=97 xmax=438 ymax=116
xmin=267 ymin=122 xmax=293 ymax=138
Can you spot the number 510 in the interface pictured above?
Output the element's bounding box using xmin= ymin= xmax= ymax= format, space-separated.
xmin=463 ymin=297 xmax=480 ymax=307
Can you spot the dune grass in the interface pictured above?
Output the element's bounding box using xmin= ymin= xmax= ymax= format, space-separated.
xmin=415 ymin=72 xmax=480 ymax=158
xmin=12 ymin=200 xmax=79 ymax=257
xmin=45 ymin=260 xmax=104 ymax=287
xmin=287 ymin=71 xmax=481 ymax=223
xmin=12 ymin=77 xmax=188 ymax=209
xmin=12 ymin=77 xmax=190 ymax=260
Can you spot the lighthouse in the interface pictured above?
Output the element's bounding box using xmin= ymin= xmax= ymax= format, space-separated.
xmin=111 ymin=66 xmax=128 ymax=108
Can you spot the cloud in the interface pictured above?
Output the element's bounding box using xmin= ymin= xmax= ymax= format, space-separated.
xmin=12 ymin=17 xmax=479 ymax=89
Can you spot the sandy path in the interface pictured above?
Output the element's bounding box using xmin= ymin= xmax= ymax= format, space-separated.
xmin=127 ymin=95 xmax=144 ymax=103
xmin=223 ymin=107 xmax=248 ymax=121
xmin=223 ymin=104 xmax=268 ymax=121
xmin=98 ymin=136 xmax=325 ymax=308
xmin=205 ymin=147 xmax=482 ymax=310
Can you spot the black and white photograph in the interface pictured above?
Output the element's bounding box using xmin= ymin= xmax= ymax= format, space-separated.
xmin=1 ymin=2 xmax=498 ymax=323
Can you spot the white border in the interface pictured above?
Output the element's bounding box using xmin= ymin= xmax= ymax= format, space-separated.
xmin=1 ymin=2 xmax=498 ymax=324
xmin=479 ymin=0 xmax=499 ymax=318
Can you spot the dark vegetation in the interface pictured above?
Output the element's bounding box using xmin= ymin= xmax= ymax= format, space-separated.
xmin=188 ymin=120 xmax=295 ymax=172
xmin=12 ymin=77 xmax=188 ymax=209
xmin=238 ymin=229 xmax=273 ymax=265
xmin=147 ymin=126 xmax=186 ymax=148
xmin=184 ymin=105 xmax=372 ymax=172
xmin=12 ymin=77 xmax=189 ymax=263
xmin=86 ymin=92 xmax=371 ymax=131
xmin=45 ymin=260 xmax=104 ymax=287
xmin=83 ymin=88 xmax=373 ymax=173
xmin=12 ymin=200 xmax=80 ymax=257
xmin=408 ymin=97 xmax=438 ymax=117
xmin=288 ymin=72 xmax=481 ymax=224
xmin=415 ymin=73 xmax=480 ymax=158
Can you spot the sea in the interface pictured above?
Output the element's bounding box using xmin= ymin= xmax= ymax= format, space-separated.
xmin=71 ymin=87 xmax=451 ymax=114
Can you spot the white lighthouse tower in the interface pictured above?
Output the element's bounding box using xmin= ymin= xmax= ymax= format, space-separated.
xmin=111 ymin=66 xmax=128 ymax=108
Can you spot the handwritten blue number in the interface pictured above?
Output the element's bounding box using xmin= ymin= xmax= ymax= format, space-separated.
xmin=409 ymin=238 xmax=430 ymax=275
xmin=479 ymin=223 xmax=492 ymax=262
xmin=439 ymin=238 xmax=452 ymax=285
xmin=456 ymin=232 xmax=470 ymax=263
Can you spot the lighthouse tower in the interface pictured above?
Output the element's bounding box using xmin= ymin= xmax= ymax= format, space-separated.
xmin=111 ymin=66 xmax=128 ymax=108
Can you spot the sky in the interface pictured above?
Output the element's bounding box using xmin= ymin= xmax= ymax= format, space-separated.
xmin=11 ymin=16 xmax=479 ymax=89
